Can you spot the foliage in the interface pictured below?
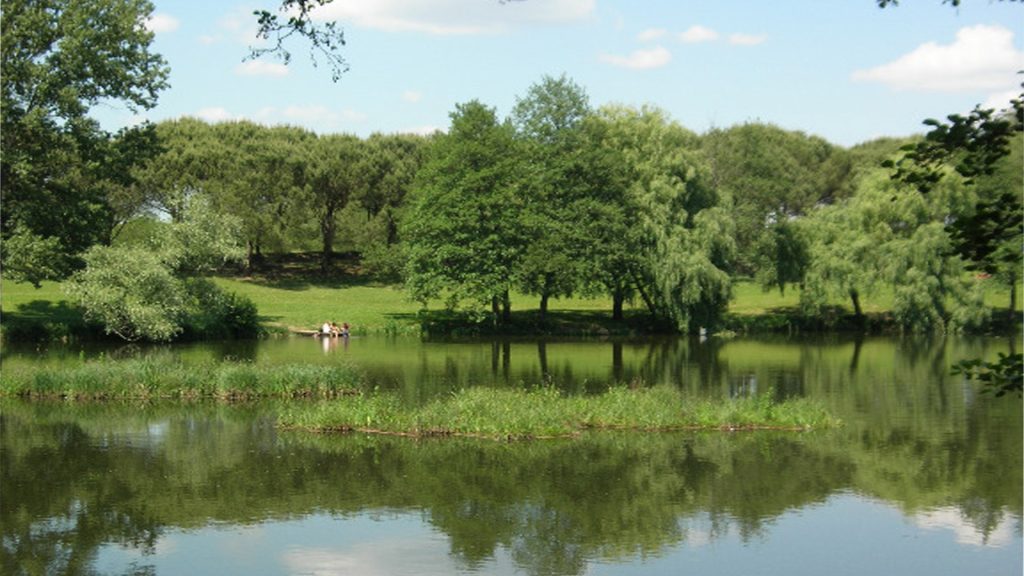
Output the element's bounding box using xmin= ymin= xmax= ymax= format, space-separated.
xmin=63 ymin=198 xmax=250 ymax=342
xmin=702 ymin=122 xmax=852 ymax=278
xmin=251 ymin=0 xmax=348 ymax=82
xmin=952 ymin=352 xmax=1023 ymax=398
xmin=1 ymin=0 xmax=169 ymax=259
xmin=592 ymin=105 xmax=734 ymax=332
xmin=801 ymin=170 xmax=988 ymax=332
xmin=404 ymin=100 xmax=524 ymax=322
xmin=64 ymin=244 xmax=186 ymax=342
xmin=0 ymin=225 xmax=72 ymax=288
xmin=510 ymin=75 xmax=601 ymax=318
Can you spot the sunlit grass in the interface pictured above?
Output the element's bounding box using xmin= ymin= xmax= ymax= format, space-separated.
xmin=281 ymin=385 xmax=841 ymax=440
xmin=0 ymin=356 xmax=363 ymax=400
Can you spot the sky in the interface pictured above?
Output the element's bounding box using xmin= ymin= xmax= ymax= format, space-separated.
xmin=97 ymin=0 xmax=1024 ymax=147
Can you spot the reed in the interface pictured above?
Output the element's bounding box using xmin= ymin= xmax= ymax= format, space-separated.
xmin=0 ymin=357 xmax=363 ymax=400
xmin=281 ymin=385 xmax=841 ymax=440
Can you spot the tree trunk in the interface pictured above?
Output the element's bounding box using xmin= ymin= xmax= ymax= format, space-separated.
xmin=539 ymin=293 xmax=549 ymax=322
xmin=492 ymin=296 xmax=501 ymax=327
xmin=849 ymin=288 xmax=864 ymax=322
xmin=612 ymin=290 xmax=625 ymax=322
xmin=321 ymin=207 xmax=336 ymax=275
xmin=502 ymin=290 xmax=511 ymax=324
xmin=631 ymin=270 xmax=658 ymax=317
xmin=246 ymin=240 xmax=256 ymax=274
xmin=1009 ymin=280 xmax=1018 ymax=324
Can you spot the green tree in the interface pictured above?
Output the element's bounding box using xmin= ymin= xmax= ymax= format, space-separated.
xmin=510 ymin=74 xmax=598 ymax=320
xmin=801 ymin=170 xmax=987 ymax=331
xmin=307 ymin=133 xmax=364 ymax=273
xmin=593 ymin=105 xmax=734 ymax=333
xmin=211 ymin=122 xmax=313 ymax=270
xmin=64 ymin=197 xmax=250 ymax=342
xmin=702 ymin=123 xmax=851 ymax=281
xmin=353 ymin=133 xmax=431 ymax=280
xmin=404 ymin=100 xmax=524 ymax=323
xmin=1 ymin=0 xmax=169 ymax=259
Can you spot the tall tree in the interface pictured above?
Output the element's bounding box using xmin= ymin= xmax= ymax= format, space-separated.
xmin=593 ymin=105 xmax=735 ymax=332
xmin=1 ymin=0 xmax=169 ymax=262
xmin=801 ymin=170 xmax=988 ymax=332
xmin=404 ymin=100 xmax=523 ymax=324
xmin=510 ymin=74 xmax=596 ymax=320
xmin=702 ymin=123 xmax=851 ymax=280
xmin=308 ymin=133 xmax=364 ymax=273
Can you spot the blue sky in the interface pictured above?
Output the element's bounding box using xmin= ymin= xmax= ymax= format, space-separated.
xmin=100 ymin=0 xmax=1024 ymax=147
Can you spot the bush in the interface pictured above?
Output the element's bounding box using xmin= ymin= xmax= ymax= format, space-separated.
xmin=181 ymin=279 xmax=261 ymax=340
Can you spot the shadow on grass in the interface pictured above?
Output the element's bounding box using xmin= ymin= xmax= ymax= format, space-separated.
xmin=228 ymin=252 xmax=383 ymax=291
xmin=1 ymin=300 xmax=104 ymax=341
xmin=411 ymin=308 xmax=669 ymax=338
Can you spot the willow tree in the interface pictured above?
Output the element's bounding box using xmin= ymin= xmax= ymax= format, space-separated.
xmin=403 ymin=100 xmax=524 ymax=324
xmin=592 ymin=105 xmax=735 ymax=333
xmin=801 ymin=169 xmax=988 ymax=332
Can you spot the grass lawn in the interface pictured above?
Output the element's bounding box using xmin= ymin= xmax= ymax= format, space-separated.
xmin=3 ymin=272 xmax=1019 ymax=338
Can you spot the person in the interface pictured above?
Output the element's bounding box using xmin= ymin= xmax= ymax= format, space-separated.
xmin=340 ymin=322 xmax=350 ymax=337
xmin=320 ymin=322 xmax=332 ymax=337
xmin=330 ymin=322 xmax=341 ymax=337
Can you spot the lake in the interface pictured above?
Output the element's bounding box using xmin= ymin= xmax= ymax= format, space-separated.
xmin=1 ymin=334 xmax=1021 ymax=575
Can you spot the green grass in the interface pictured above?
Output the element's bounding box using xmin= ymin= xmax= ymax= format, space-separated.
xmin=4 ymin=270 xmax=1019 ymax=340
xmin=280 ymin=385 xmax=841 ymax=440
xmin=0 ymin=356 xmax=363 ymax=400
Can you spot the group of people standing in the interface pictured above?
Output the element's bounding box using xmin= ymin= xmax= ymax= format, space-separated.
xmin=319 ymin=321 xmax=350 ymax=338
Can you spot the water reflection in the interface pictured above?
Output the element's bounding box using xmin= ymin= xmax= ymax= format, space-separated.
xmin=1 ymin=336 xmax=1021 ymax=575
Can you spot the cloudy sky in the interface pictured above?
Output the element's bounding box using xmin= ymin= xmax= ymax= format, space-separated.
xmin=101 ymin=0 xmax=1024 ymax=147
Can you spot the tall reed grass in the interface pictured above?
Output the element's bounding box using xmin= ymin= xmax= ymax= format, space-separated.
xmin=0 ymin=357 xmax=362 ymax=400
xmin=281 ymin=385 xmax=840 ymax=440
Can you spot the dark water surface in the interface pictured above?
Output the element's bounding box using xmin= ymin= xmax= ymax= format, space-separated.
xmin=2 ymin=335 xmax=1021 ymax=575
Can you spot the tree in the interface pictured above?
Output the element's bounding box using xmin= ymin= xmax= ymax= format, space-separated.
xmin=1 ymin=0 xmax=169 ymax=260
xmin=64 ymin=197 xmax=251 ymax=342
xmin=801 ymin=170 xmax=988 ymax=332
xmin=308 ymin=133 xmax=364 ymax=273
xmin=592 ymin=105 xmax=735 ymax=332
xmin=404 ymin=100 xmax=524 ymax=324
xmin=701 ymin=123 xmax=851 ymax=280
xmin=510 ymin=74 xmax=597 ymax=320
xmin=211 ymin=122 xmax=313 ymax=270
xmin=887 ymin=104 xmax=1024 ymax=322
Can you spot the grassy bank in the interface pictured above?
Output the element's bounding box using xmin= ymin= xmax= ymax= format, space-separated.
xmin=0 ymin=357 xmax=362 ymax=400
xmin=280 ymin=385 xmax=840 ymax=440
xmin=3 ymin=264 xmax=1019 ymax=340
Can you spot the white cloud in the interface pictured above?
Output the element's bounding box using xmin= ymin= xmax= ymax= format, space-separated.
xmin=600 ymin=46 xmax=672 ymax=70
xmin=308 ymin=0 xmax=594 ymax=35
xmin=638 ymin=28 xmax=667 ymax=42
xmin=235 ymin=60 xmax=290 ymax=77
xmin=145 ymin=13 xmax=180 ymax=34
xmin=196 ymin=107 xmax=237 ymax=123
xmin=982 ymin=89 xmax=1020 ymax=111
xmin=913 ymin=507 xmax=1016 ymax=548
xmin=404 ymin=125 xmax=443 ymax=136
xmin=402 ymin=90 xmax=423 ymax=103
xmin=728 ymin=33 xmax=767 ymax=46
xmin=852 ymin=25 xmax=1024 ymax=92
xmin=679 ymin=25 xmax=718 ymax=44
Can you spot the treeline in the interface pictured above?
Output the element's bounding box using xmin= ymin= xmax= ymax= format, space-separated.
xmin=4 ymin=75 xmax=1021 ymax=339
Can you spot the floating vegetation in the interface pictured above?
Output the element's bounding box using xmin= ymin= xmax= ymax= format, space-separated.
xmin=280 ymin=385 xmax=841 ymax=441
xmin=0 ymin=357 xmax=362 ymax=401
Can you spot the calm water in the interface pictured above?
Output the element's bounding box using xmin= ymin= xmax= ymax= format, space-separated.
xmin=2 ymin=335 xmax=1021 ymax=575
